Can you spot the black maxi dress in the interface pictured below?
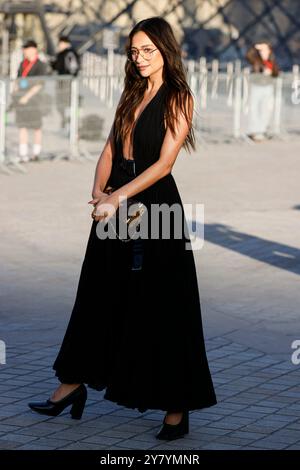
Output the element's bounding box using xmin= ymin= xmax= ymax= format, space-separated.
xmin=53 ymin=82 xmax=217 ymax=413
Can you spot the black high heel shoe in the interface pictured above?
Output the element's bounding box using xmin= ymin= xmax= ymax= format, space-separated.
xmin=28 ymin=384 xmax=87 ymax=420
xmin=156 ymin=410 xmax=189 ymax=440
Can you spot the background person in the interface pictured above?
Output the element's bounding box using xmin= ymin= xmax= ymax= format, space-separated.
xmin=50 ymin=35 xmax=81 ymax=131
xmin=246 ymin=41 xmax=280 ymax=142
xmin=12 ymin=39 xmax=49 ymax=162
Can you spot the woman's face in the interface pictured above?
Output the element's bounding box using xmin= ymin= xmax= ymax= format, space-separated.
xmin=130 ymin=31 xmax=164 ymax=79
xmin=255 ymin=43 xmax=271 ymax=61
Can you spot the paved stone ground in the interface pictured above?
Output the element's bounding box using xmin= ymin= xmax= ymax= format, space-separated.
xmin=1 ymin=136 xmax=300 ymax=450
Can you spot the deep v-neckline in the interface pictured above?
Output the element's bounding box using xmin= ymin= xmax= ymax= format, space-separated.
xmin=122 ymin=82 xmax=164 ymax=161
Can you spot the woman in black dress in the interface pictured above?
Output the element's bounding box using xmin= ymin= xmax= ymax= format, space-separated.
xmin=29 ymin=17 xmax=217 ymax=441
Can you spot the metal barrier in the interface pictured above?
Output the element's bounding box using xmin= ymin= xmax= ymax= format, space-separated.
xmin=190 ymin=71 xmax=242 ymax=144
xmin=0 ymin=74 xmax=106 ymax=173
xmin=1 ymin=68 xmax=300 ymax=175
xmin=0 ymin=72 xmax=130 ymax=172
xmin=277 ymin=72 xmax=300 ymax=139
xmin=190 ymin=69 xmax=300 ymax=144
xmin=2 ymin=75 xmax=74 ymax=171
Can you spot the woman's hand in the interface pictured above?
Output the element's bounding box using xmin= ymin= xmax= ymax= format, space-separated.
xmin=88 ymin=190 xmax=107 ymax=207
xmin=88 ymin=191 xmax=108 ymax=221
xmin=89 ymin=185 xmax=114 ymax=202
xmin=90 ymin=193 xmax=120 ymax=223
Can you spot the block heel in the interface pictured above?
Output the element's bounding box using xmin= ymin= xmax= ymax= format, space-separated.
xmin=70 ymin=392 xmax=87 ymax=420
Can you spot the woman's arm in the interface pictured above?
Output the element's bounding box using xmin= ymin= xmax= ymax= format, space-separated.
xmin=92 ymin=94 xmax=194 ymax=222
xmin=112 ymin=95 xmax=193 ymax=201
xmin=91 ymin=122 xmax=115 ymax=198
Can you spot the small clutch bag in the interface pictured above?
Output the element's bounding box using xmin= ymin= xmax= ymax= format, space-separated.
xmin=101 ymin=186 xmax=146 ymax=242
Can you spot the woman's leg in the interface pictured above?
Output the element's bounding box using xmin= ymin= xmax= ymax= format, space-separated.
xmin=156 ymin=410 xmax=189 ymax=439
xmin=50 ymin=383 xmax=82 ymax=402
xmin=164 ymin=411 xmax=184 ymax=424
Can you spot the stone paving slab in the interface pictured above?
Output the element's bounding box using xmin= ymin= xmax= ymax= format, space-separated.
xmin=0 ymin=339 xmax=300 ymax=450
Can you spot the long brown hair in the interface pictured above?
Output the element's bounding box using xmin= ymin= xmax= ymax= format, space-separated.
xmin=246 ymin=42 xmax=279 ymax=77
xmin=114 ymin=17 xmax=196 ymax=153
